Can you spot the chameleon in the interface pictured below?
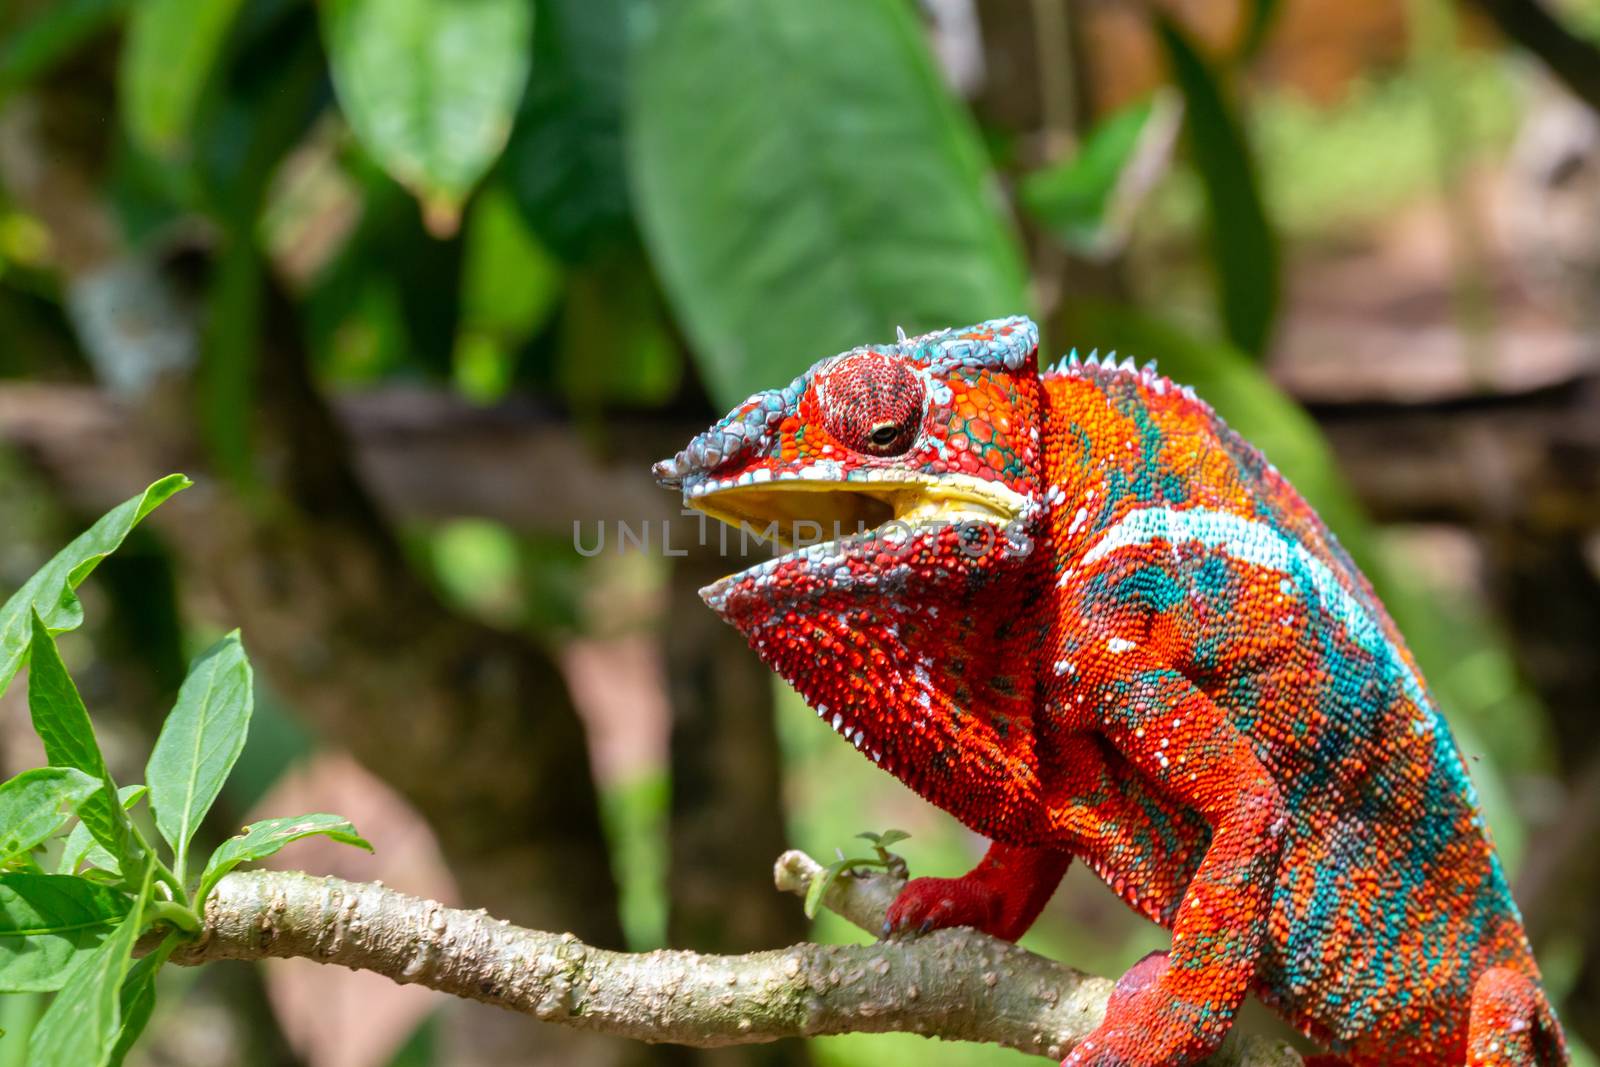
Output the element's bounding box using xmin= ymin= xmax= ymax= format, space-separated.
xmin=652 ymin=316 xmax=1565 ymax=1065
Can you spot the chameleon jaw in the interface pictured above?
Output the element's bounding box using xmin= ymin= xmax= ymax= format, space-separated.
xmin=686 ymin=472 xmax=1027 ymax=574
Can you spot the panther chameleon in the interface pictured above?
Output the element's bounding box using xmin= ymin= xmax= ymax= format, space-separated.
xmin=652 ymin=316 xmax=1564 ymax=1065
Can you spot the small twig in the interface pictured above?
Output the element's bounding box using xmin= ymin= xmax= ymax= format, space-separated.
xmin=154 ymin=857 xmax=1302 ymax=1064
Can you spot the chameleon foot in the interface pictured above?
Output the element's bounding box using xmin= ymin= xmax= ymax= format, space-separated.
xmin=1063 ymin=952 xmax=1223 ymax=1067
xmin=883 ymin=875 xmax=1001 ymax=938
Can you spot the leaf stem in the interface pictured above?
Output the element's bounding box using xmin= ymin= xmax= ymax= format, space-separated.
xmin=129 ymin=822 xmax=187 ymax=905
xmin=145 ymin=900 xmax=200 ymax=935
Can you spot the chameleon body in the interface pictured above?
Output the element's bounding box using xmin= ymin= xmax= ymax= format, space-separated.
xmin=654 ymin=317 xmax=1564 ymax=1065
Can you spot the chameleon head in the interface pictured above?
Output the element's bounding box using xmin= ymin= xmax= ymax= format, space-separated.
xmin=653 ymin=315 xmax=1046 ymax=609
xmin=654 ymin=317 xmax=1051 ymax=798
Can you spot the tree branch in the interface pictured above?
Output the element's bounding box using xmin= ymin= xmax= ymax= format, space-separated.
xmin=162 ymin=855 xmax=1302 ymax=1065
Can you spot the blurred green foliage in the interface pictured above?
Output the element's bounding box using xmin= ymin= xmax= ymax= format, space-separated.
xmin=322 ymin=0 xmax=533 ymax=230
xmin=1252 ymin=54 xmax=1519 ymax=237
xmin=1157 ymin=16 xmax=1280 ymax=360
xmin=630 ymin=0 xmax=1030 ymax=407
xmin=1021 ymin=95 xmax=1161 ymax=256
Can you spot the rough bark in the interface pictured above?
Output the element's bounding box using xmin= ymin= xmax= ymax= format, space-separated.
xmin=156 ymin=855 xmax=1302 ymax=1066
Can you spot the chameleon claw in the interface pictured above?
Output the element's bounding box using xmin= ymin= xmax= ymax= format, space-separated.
xmin=919 ymin=918 xmax=933 ymax=934
xmin=881 ymin=919 xmax=893 ymax=938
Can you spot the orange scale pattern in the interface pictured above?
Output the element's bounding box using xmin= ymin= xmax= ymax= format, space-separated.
xmin=657 ymin=318 xmax=1566 ymax=1065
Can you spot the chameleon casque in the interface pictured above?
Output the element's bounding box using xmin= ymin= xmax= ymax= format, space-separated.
xmin=652 ymin=316 xmax=1564 ymax=1065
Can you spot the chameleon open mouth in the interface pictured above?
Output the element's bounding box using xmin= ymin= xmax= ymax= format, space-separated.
xmin=686 ymin=473 xmax=1026 ymax=561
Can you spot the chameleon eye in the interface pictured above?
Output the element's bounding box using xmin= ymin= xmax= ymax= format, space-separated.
xmin=860 ymin=416 xmax=915 ymax=456
xmin=822 ymin=353 xmax=924 ymax=457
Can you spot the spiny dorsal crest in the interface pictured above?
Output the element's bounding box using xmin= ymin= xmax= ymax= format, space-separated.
xmin=1044 ymin=347 xmax=1199 ymax=402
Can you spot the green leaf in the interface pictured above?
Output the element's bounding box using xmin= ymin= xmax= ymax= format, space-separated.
xmin=106 ymin=935 xmax=176 ymax=1067
xmin=146 ymin=632 xmax=253 ymax=884
xmin=192 ymin=6 xmax=327 ymax=218
xmin=0 ymin=875 xmax=131 ymax=993
xmin=0 ymin=0 xmax=126 ymax=96
xmin=198 ymin=814 xmax=371 ymax=902
xmin=58 ymin=787 xmax=147 ymax=880
xmin=26 ymin=865 xmax=150 ymax=1067
xmin=322 ymin=0 xmax=534 ymax=231
xmin=0 ymin=475 xmax=190 ymax=698
xmin=456 ymin=182 xmax=564 ymax=383
xmin=505 ymin=0 xmax=632 ymax=262
xmin=1021 ymin=96 xmax=1165 ymax=255
xmin=26 ymin=617 xmax=132 ymax=871
xmin=118 ymin=0 xmax=247 ymax=158
xmin=803 ymin=861 xmax=838 ymax=920
xmin=0 ymin=991 xmax=45 ymax=1067
xmin=0 ymin=769 xmax=98 ymax=864
xmin=802 ymin=856 xmax=880 ymax=920
xmin=558 ymin=256 xmax=680 ymax=410
xmin=629 ymin=0 xmax=1030 ymax=407
xmin=855 ymin=827 xmax=910 ymax=865
xmin=200 ymin=231 xmax=263 ymax=487
xmin=1156 ymin=17 xmax=1279 ymax=360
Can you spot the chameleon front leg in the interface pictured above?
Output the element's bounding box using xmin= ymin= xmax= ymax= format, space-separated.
xmin=1467 ymin=967 xmax=1565 ymax=1065
xmin=885 ymin=840 xmax=1071 ymax=942
xmin=1064 ymin=648 xmax=1285 ymax=1067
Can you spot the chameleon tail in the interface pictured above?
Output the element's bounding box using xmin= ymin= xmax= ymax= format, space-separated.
xmin=1467 ymin=967 xmax=1567 ymax=1066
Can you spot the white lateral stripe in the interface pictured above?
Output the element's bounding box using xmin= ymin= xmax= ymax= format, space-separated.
xmin=1079 ymin=506 xmax=1429 ymax=713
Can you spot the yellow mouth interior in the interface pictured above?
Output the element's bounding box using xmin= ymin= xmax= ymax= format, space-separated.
xmin=692 ymin=475 xmax=1020 ymax=553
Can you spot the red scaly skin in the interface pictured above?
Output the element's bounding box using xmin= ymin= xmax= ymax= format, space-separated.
xmin=884 ymin=841 xmax=1071 ymax=943
xmin=653 ymin=318 xmax=1565 ymax=1065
